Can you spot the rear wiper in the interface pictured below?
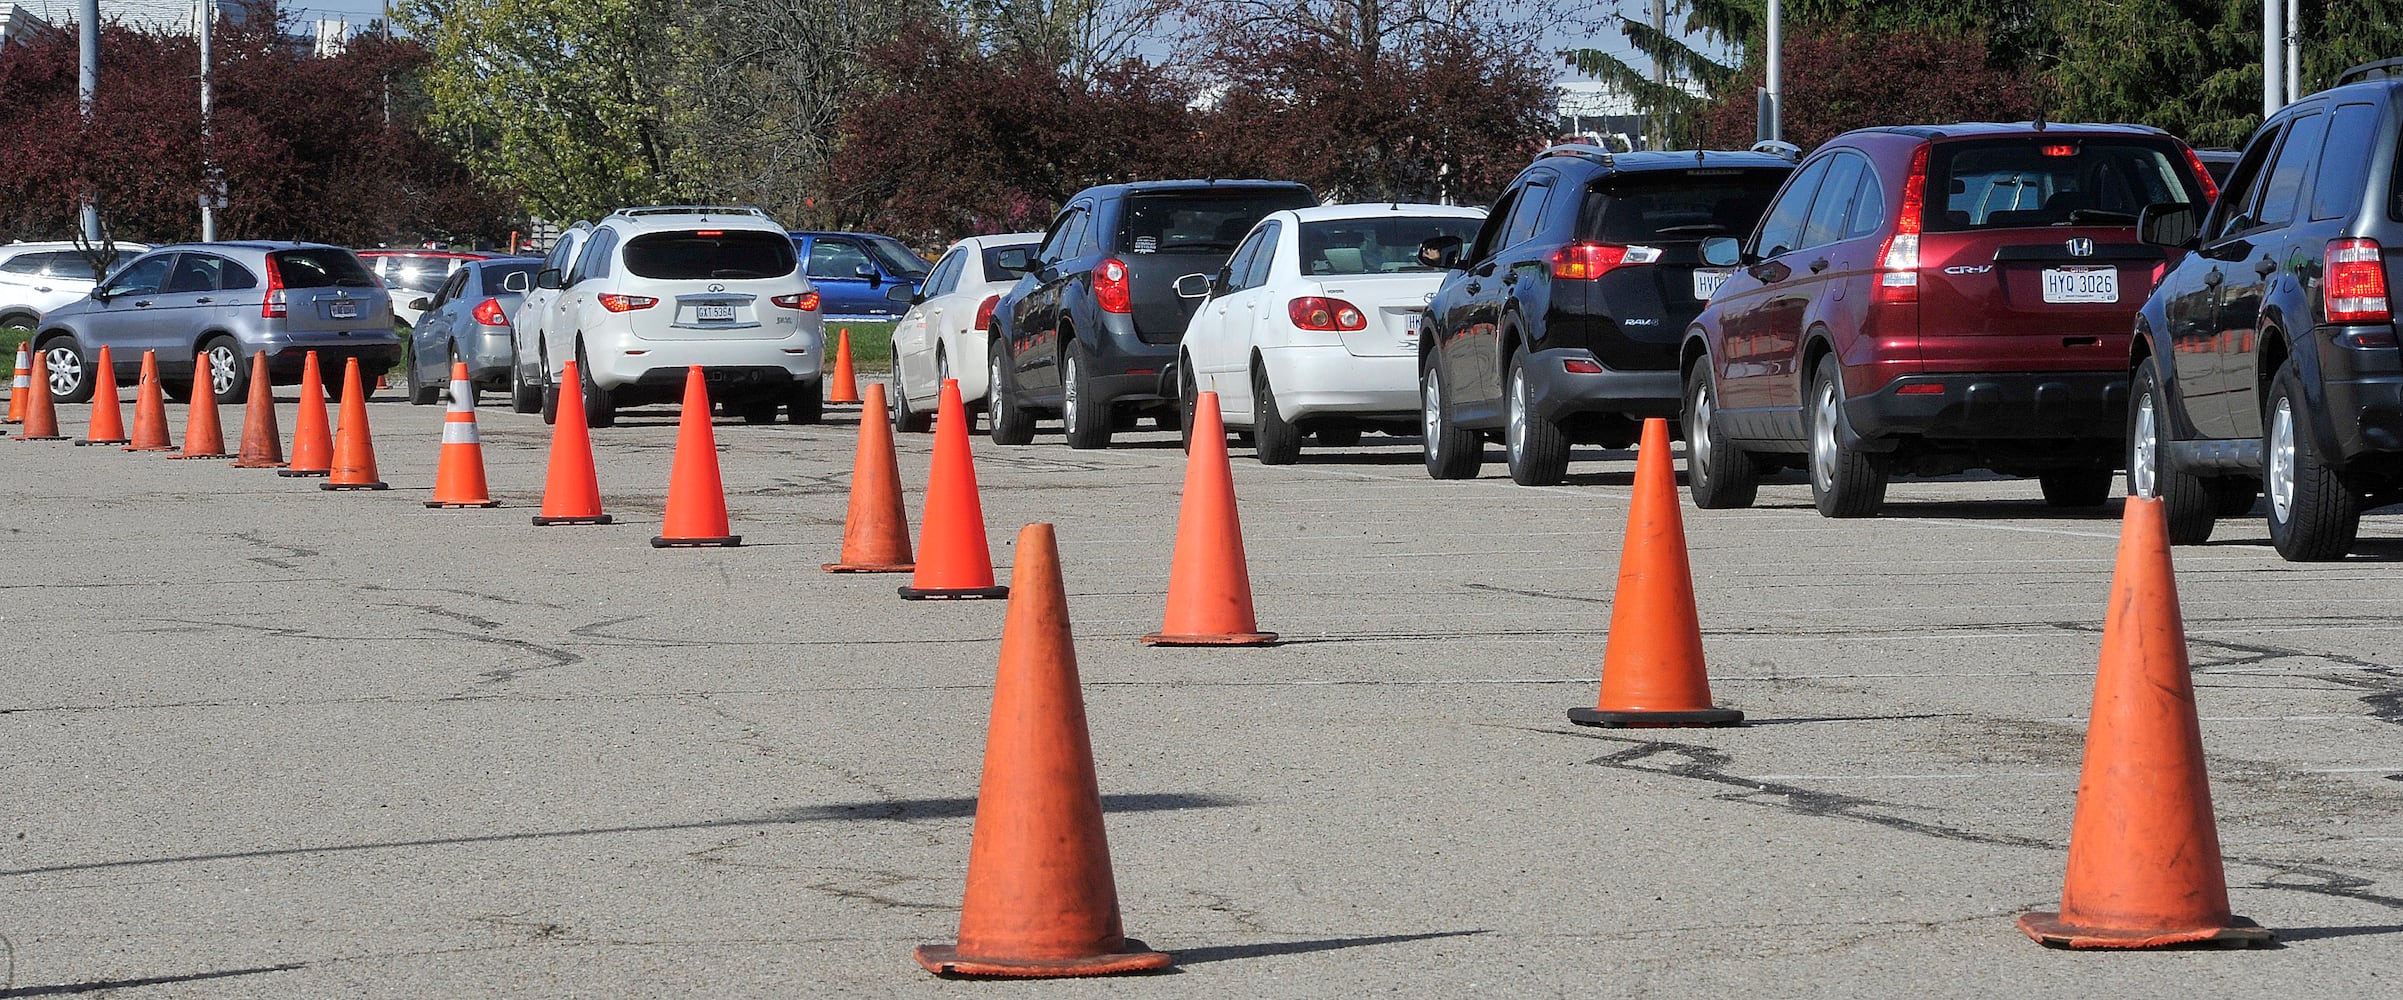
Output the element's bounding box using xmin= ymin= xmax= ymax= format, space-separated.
xmin=2065 ymin=209 xmax=2138 ymax=225
xmin=711 ymin=269 xmax=768 ymax=278
xmin=1653 ymin=224 xmax=1729 ymax=235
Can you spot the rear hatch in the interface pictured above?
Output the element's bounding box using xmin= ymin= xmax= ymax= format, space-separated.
xmin=269 ymin=248 xmax=391 ymax=339
xmin=1914 ymin=135 xmax=2205 ymax=372
xmin=1293 ymin=212 xmax=1485 ymax=357
xmin=1573 ymin=167 xmax=1789 ymax=370
xmin=1119 ymin=187 xmax=1317 ymax=343
xmin=620 ymin=230 xmax=804 ymax=342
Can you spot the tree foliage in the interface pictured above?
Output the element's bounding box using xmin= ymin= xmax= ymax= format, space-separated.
xmin=1693 ymin=24 xmax=2039 ymax=149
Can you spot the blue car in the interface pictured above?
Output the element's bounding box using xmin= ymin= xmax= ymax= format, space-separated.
xmin=788 ymin=231 xmax=931 ymax=322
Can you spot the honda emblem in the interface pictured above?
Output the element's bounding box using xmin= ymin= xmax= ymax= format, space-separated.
xmin=2067 ymin=238 xmax=2095 ymax=258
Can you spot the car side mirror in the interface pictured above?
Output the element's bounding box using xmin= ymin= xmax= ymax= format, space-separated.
xmin=502 ymin=271 xmax=530 ymax=293
xmin=535 ymin=268 xmax=563 ymax=290
xmin=1418 ymin=235 xmax=1466 ymax=270
xmin=853 ymin=263 xmax=880 ymax=287
xmin=885 ymin=283 xmax=916 ymax=303
xmin=90 ymin=287 xmax=110 ymax=303
xmin=1699 ymin=236 xmax=1743 ymax=268
xmin=408 ymin=296 xmax=432 ymax=311
xmin=2137 ymin=204 xmax=2199 ymax=249
xmin=1174 ymin=273 xmax=1211 ymax=299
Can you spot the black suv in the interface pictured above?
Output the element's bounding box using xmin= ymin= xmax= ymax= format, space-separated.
xmin=1418 ymin=146 xmax=1793 ymax=485
xmin=2130 ymin=63 xmax=2403 ymax=559
xmin=989 ymin=180 xmax=1318 ymax=448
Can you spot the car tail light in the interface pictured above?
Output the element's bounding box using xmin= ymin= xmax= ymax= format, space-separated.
xmin=694 ymin=230 xmax=723 ymax=237
xmin=1875 ymin=144 xmax=1930 ymax=304
xmin=2181 ymin=147 xmax=2220 ymax=204
xmin=1549 ymin=242 xmax=1662 ymax=280
xmin=974 ymin=294 xmax=1000 ymax=331
xmin=471 ymin=297 xmax=508 ymax=326
xmin=1562 ymin=358 xmax=1605 ymax=374
xmin=770 ymin=292 xmax=821 ymax=310
xmin=2039 ymin=144 xmax=2078 ymax=157
xmin=598 ymin=293 xmax=658 ymax=312
xmin=2325 ymin=238 xmax=2391 ymax=324
xmin=1288 ymin=296 xmax=1367 ymax=331
xmin=261 ymin=254 xmax=287 ymax=318
xmin=1095 ymin=257 xmax=1132 ymax=314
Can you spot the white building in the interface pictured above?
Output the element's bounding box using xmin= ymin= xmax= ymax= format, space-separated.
xmin=0 ymin=0 xmax=359 ymax=52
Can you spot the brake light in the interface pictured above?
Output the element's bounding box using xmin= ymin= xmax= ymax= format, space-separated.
xmin=2039 ymin=144 xmax=2078 ymax=157
xmin=1095 ymin=257 xmax=1132 ymax=314
xmin=2181 ymin=147 xmax=2221 ymax=204
xmin=770 ymin=292 xmax=821 ymax=310
xmin=597 ymin=293 xmax=658 ymax=312
xmin=974 ymin=294 xmax=1000 ymax=331
xmin=1549 ymin=242 xmax=1662 ymax=280
xmin=2325 ymin=238 xmax=2391 ymax=324
xmin=1288 ymin=296 xmax=1367 ymax=331
xmin=694 ymin=230 xmax=723 ymax=237
xmin=261 ymin=254 xmax=286 ymax=318
xmin=1875 ymin=144 xmax=1930 ymax=304
xmin=471 ymin=297 xmax=508 ymax=326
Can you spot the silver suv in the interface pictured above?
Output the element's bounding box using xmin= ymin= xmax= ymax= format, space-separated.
xmin=32 ymin=242 xmax=396 ymax=404
xmin=0 ymin=241 xmax=153 ymax=330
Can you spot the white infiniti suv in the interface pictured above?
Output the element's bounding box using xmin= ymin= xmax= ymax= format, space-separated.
xmin=534 ymin=206 xmax=824 ymax=427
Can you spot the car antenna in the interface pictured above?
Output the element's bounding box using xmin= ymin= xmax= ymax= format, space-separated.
xmin=2034 ymin=116 xmax=2047 ymax=131
xmin=1695 ymin=147 xmax=1706 ymax=165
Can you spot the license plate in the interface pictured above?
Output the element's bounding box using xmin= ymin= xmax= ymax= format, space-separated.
xmin=329 ymin=300 xmax=358 ymax=319
xmin=2042 ymin=266 xmax=2118 ymax=303
xmin=1404 ymin=314 xmax=1422 ymax=339
xmin=1693 ymin=269 xmax=1731 ymax=300
xmin=696 ymin=304 xmax=735 ymax=322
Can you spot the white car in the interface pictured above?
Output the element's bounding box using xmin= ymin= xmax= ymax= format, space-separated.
xmin=508 ymin=223 xmax=591 ymax=412
xmin=533 ymin=206 xmax=825 ymax=428
xmin=0 ymin=242 xmax=153 ymax=329
xmin=1176 ymin=203 xmax=1486 ymax=463
xmin=887 ymin=232 xmax=1042 ymax=431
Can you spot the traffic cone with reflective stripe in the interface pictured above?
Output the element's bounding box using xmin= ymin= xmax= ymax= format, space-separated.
xmin=2017 ymin=496 xmax=2272 ymax=949
xmin=915 ymin=522 xmax=1171 ymax=979
xmin=1568 ymin=417 xmax=1742 ymax=728
xmin=533 ymin=359 xmax=612 ymax=526
xmin=320 ymin=357 xmax=386 ymax=490
xmin=76 ymin=345 xmax=130 ymax=446
xmin=16 ymin=347 xmax=63 ymax=442
xmin=827 ymin=327 xmax=861 ymax=404
xmin=278 ymin=351 xmax=333 ymax=477
xmin=651 ymin=366 xmax=740 ymax=547
xmin=170 ymin=360 xmax=226 ymax=458
xmin=123 ymin=350 xmax=173 ymax=452
xmin=230 ymin=353 xmax=285 ymax=468
xmin=6 ymin=343 xmax=29 ymax=424
xmin=1143 ymin=391 xmax=1274 ymax=646
xmin=823 ymin=380 xmax=914 ymax=572
xmin=426 ymin=361 xmax=497 ymax=507
xmin=900 ymin=379 xmax=1005 ymax=600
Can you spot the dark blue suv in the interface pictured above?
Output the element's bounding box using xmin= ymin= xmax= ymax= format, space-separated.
xmin=2130 ymin=62 xmax=2403 ymax=559
xmin=1418 ymin=145 xmax=1794 ymax=484
xmin=789 ymin=232 xmax=931 ymax=322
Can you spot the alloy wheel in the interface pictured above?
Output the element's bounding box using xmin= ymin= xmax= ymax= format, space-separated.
xmin=2130 ymin=392 xmax=2159 ymax=499
xmin=1422 ymin=366 xmax=1443 ymax=441
xmin=208 ymin=344 xmax=240 ymax=396
xmin=1811 ymin=378 xmax=1840 ymax=495
xmin=2268 ymin=396 xmax=2296 ymax=522
xmin=1506 ymin=367 xmax=1528 ymax=464
xmin=43 ymin=345 xmax=80 ymax=397
xmin=1063 ymin=355 xmax=1080 ymax=431
xmin=1691 ymin=380 xmax=1716 ymax=489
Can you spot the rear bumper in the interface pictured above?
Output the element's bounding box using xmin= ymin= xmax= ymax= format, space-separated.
xmin=587 ymin=334 xmax=824 ymax=390
xmin=2323 ymin=376 xmax=2403 ymax=459
xmin=1523 ymin=347 xmax=1681 ymax=424
xmin=261 ymin=343 xmax=398 ymax=381
xmin=1085 ymin=333 xmax=1178 ymax=408
xmin=1258 ymin=345 xmax=1417 ymax=420
xmin=1845 ymin=371 xmax=2127 ymax=442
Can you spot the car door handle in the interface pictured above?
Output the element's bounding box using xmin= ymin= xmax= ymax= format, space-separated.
xmin=134 ymin=299 xmax=153 ymax=307
xmin=1809 ymin=258 xmax=1830 ymax=273
xmin=31 ymin=285 xmax=50 ymax=293
xmin=1464 ymin=282 xmax=1481 ymax=294
xmin=2203 ymin=268 xmax=2223 ymax=287
xmin=195 ymin=297 xmax=213 ymax=304
xmin=2254 ymin=256 xmax=2278 ymax=276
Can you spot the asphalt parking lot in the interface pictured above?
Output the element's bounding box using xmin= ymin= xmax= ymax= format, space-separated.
xmin=4 ymin=393 xmax=2401 ymax=998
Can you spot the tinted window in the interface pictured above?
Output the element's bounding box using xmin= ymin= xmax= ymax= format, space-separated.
xmin=1578 ymin=169 xmax=1787 ymax=243
xmin=1035 ymin=212 xmax=1085 ymax=264
xmin=1467 ymin=187 xmax=1520 ymax=262
xmin=572 ymin=230 xmax=616 ymax=283
xmin=8 ymin=251 xmax=106 ymax=281
xmin=1119 ymin=191 xmax=1313 ymax=254
xmin=102 ymin=254 xmax=173 ymax=296
xmin=1502 ymin=183 xmax=1553 ymax=247
xmin=860 ymin=236 xmax=929 ymax=278
xmin=273 ymin=249 xmax=378 ymax=288
xmin=479 ymin=261 xmax=537 ymax=295
xmin=164 ymin=253 xmax=229 ymax=293
xmin=2254 ymin=112 xmax=2327 ymax=229
xmin=2313 ymin=104 xmax=2380 ymax=221
xmin=219 ymin=262 xmax=257 ymax=289
xmin=980 ymin=242 xmax=1038 ymax=281
xmin=1241 ymin=222 xmax=1281 ymax=285
xmin=2209 ymin=125 xmax=2283 ymax=240
xmin=1298 ymin=215 xmax=1481 ymax=274
xmin=1843 ymin=168 xmax=1887 ymax=239
xmin=1801 ymin=156 xmax=1867 ymax=249
xmin=1754 ymin=156 xmax=1831 ymax=258
xmin=1926 ymin=139 xmax=2205 ymax=231
xmin=1221 ymin=226 xmax=1271 ymax=291
xmin=626 ymin=230 xmax=796 ymax=280
xmin=544 ymin=235 xmax=578 ymax=274
xmin=923 ymin=251 xmax=964 ymax=298
xmin=384 ymin=258 xmax=451 ymax=293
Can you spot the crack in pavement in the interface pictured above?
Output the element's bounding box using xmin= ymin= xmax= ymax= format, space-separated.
xmin=229 ymin=530 xmax=318 ymax=571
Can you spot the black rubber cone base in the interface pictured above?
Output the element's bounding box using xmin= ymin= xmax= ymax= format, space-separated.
xmin=914 ymin=939 xmax=1171 ymax=978
xmin=533 ymin=514 xmax=614 ymax=526
xmin=652 ymin=535 xmax=742 ymax=548
xmin=19 ymin=435 xmax=67 ymax=442
xmin=898 ymin=584 xmax=1010 ymax=600
xmin=2019 ymin=912 xmax=2272 ymax=949
xmin=277 ymin=468 xmax=330 ymax=478
xmin=320 ymin=481 xmax=390 ymax=491
xmin=426 ymin=500 xmax=500 ymax=509
xmin=1568 ymin=706 xmax=1744 ymax=728
xmin=74 ymin=439 xmax=130 ymax=446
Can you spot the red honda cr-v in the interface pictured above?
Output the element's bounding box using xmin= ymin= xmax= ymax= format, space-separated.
xmin=1679 ymin=123 xmax=2216 ymax=516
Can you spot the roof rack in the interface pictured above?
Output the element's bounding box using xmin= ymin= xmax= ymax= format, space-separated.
xmin=2339 ymin=58 xmax=2403 ymax=85
xmin=611 ymin=205 xmax=771 ymax=219
xmin=1749 ymin=139 xmax=1802 ymax=161
xmin=1537 ymin=143 xmax=1616 ymax=167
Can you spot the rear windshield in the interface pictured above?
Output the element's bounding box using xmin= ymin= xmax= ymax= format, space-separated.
xmin=273 ymin=249 xmax=379 ymax=288
xmin=981 ymin=242 xmax=1038 ymax=279
xmin=1926 ymin=139 xmax=2205 ymax=231
xmin=860 ymin=236 xmax=930 ymax=278
xmin=1578 ymin=169 xmax=1788 ymax=242
xmin=622 ymin=231 xmax=798 ymax=280
xmin=1121 ymin=191 xmax=1316 ymax=253
xmin=1298 ymin=216 xmax=1483 ymax=274
xmin=381 ymin=258 xmax=451 ymax=293
xmin=480 ymin=260 xmax=539 ymax=295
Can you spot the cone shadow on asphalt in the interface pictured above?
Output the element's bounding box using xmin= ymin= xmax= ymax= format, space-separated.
xmin=1172 ymin=930 xmax=1491 ymax=966
xmin=0 ymin=963 xmax=308 ymax=997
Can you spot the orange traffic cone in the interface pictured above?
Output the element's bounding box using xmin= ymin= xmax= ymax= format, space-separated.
xmin=6 ymin=342 xmax=29 ymax=424
xmin=123 ymin=350 xmax=173 ymax=452
xmin=532 ymin=359 xmax=612 ymax=526
xmin=278 ymin=351 xmax=333 ymax=477
xmin=230 ymin=353 xmax=286 ymax=468
xmin=320 ymin=357 xmax=386 ymax=490
xmin=823 ymin=381 xmax=914 ymax=572
xmin=1568 ymin=417 xmax=1741 ymax=728
xmin=169 ymin=359 xmax=227 ymax=458
xmin=425 ymin=361 xmax=497 ymax=508
xmin=827 ymin=327 xmax=861 ymax=404
xmin=2017 ymin=496 xmax=2272 ymax=949
xmin=915 ymin=522 xmax=1172 ymax=979
xmin=1142 ymin=391 xmax=1274 ymax=645
xmin=16 ymin=346 xmax=63 ymax=442
xmin=900 ymin=379 xmax=1006 ymax=599
xmin=651 ymin=366 xmax=740 ymax=547
xmin=75 ymin=345 xmax=130 ymax=446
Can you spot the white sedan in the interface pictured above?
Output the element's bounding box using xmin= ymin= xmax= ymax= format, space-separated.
xmin=1176 ymin=204 xmax=1485 ymax=463
xmin=888 ymin=232 xmax=1042 ymax=431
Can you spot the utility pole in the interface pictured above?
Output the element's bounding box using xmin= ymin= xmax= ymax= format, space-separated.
xmin=2263 ymin=0 xmax=2285 ymax=116
xmin=2286 ymin=0 xmax=2301 ymax=101
xmin=1760 ymin=0 xmax=1782 ymax=144
xmin=1649 ymin=0 xmax=1666 ymax=150
xmin=198 ymin=0 xmax=217 ymax=241
xmin=76 ymin=0 xmax=100 ymax=242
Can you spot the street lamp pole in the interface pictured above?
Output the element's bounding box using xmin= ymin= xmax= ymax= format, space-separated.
xmin=76 ymin=0 xmax=99 ymax=242
xmin=2263 ymin=0 xmax=2285 ymax=116
xmin=198 ymin=0 xmax=216 ymax=241
xmin=1762 ymin=0 xmax=1782 ymax=143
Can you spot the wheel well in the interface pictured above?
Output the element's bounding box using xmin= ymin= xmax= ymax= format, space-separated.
xmin=0 ymin=309 xmax=37 ymax=328
xmin=1498 ymin=322 xmax=1522 ymax=365
xmin=1678 ymin=334 xmax=1708 ymax=381
xmin=2127 ymin=320 xmax=2153 ymax=370
xmin=2257 ymin=327 xmax=2289 ymax=403
xmin=1800 ymin=331 xmax=1834 ymax=386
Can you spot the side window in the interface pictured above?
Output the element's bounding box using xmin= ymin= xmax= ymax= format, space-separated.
xmin=219 ymin=261 xmax=257 ymax=290
xmin=163 ymin=253 xmax=223 ymax=293
xmin=0 ymin=253 xmax=46 ymax=275
xmin=1843 ymin=167 xmax=1887 ymax=239
xmin=1241 ymin=221 xmax=1282 ymax=287
xmin=1035 ymin=212 xmax=1077 ymax=264
xmin=1467 ymin=187 xmax=1521 ymax=263
xmin=438 ymin=268 xmax=471 ymax=305
xmin=544 ymin=236 xmax=576 ymax=276
xmin=2311 ymin=103 xmax=2381 ymax=221
xmin=1072 ymin=203 xmax=1102 ymax=257
xmin=807 ymin=238 xmax=871 ymax=279
xmin=1799 ymin=154 xmax=1867 ymax=250
xmin=102 ymin=254 xmax=173 ymax=297
xmin=924 ymin=252 xmax=963 ymax=297
xmin=1220 ymin=226 xmax=1270 ymax=291
xmin=570 ymin=230 xmax=615 ymax=284
xmin=2209 ymin=124 xmax=2285 ymax=240
xmin=1503 ymin=182 xmax=1553 ymax=249
xmin=2254 ymin=111 xmax=2327 ymax=229
xmin=1754 ymin=156 xmax=1832 ymax=258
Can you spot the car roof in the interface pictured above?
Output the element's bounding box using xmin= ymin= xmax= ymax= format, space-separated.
xmin=1071 ymin=179 xmax=1315 ymax=201
xmin=601 ymin=206 xmax=783 ymax=232
xmin=950 ymin=232 xmax=1044 ymax=250
xmin=1280 ymin=203 xmax=1486 ymax=224
xmin=145 ymin=241 xmax=342 ymax=254
xmin=1843 ymin=121 xmax=2175 ymax=142
xmin=789 ymin=231 xmax=910 ymax=241
xmin=2 ymin=241 xmax=152 ymax=253
xmin=357 ymin=249 xmax=495 ymax=259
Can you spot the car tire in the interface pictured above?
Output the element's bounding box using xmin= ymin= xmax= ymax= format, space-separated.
xmin=199 ymin=335 xmax=244 ymax=405
xmin=1061 ymin=343 xmax=1111 ymax=450
xmin=1252 ymin=366 xmax=1303 ymax=465
xmin=740 ymin=396 xmax=780 ymax=424
xmin=1504 ymin=350 xmax=1569 ymax=486
xmin=1177 ymin=357 xmax=1201 ymax=453
xmin=988 ymin=340 xmax=1035 ymax=445
xmin=578 ymin=344 xmax=615 ymax=429
xmin=511 ymin=356 xmax=543 ymax=414
xmin=1683 ymin=365 xmax=1758 ymax=509
xmin=2127 ymin=356 xmax=2217 ymax=543
xmin=39 ymin=335 xmax=91 ymax=403
xmin=2037 ymin=469 xmax=2113 ymax=507
xmin=539 ymin=349 xmax=559 ymax=426
xmin=1807 ymin=356 xmax=1889 ymax=517
xmin=785 ymin=379 xmax=823 ymax=425
xmin=891 ymin=372 xmax=930 ymax=433
xmin=161 ymin=368 xmax=193 ymax=403
xmin=2264 ymin=359 xmax=2361 ymax=561
xmin=0 ymin=310 xmax=37 ymax=332
xmin=1421 ymin=357 xmax=1481 ymax=480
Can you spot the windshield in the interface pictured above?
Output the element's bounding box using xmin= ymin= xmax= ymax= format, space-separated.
xmin=381 ymin=258 xmax=451 ymax=293
xmin=1578 ymin=170 xmax=1788 ymax=241
xmin=273 ymin=249 xmax=379 ymax=288
xmin=1121 ymin=191 xmax=1316 ymax=253
xmin=1925 ymin=139 xmax=2205 ymax=231
xmin=623 ymin=231 xmax=798 ymax=280
xmin=1297 ymin=216 xmax=1483 ymax=274
xmin=860 ymin=236 xmax=930 ymax=278
xmin=480 ymin=261 xmax=539 ymax=295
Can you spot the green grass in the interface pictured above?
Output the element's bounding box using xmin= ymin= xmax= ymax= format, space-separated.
xmin=1 ymin=325 xmax=28 ymax=358
xmin=825 ymin=320 xmax=894 ymax=374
